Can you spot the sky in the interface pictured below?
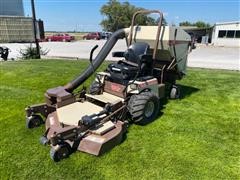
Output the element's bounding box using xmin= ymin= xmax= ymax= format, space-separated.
xmin=23 ymin=0 xmax=240 ymax=32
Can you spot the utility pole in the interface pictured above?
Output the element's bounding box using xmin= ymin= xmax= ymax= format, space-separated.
xmin=31 ymin=0 xmax=40 ymax=59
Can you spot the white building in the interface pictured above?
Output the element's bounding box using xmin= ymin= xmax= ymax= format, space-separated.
xmin=212 ymin=21 xmax=240 ymax=47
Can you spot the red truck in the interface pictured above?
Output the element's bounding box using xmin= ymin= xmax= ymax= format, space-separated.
xmin=46 ymin=33 xmax=74 ymax=42
xmin=82 ymin=32 xmax=102 ymax=40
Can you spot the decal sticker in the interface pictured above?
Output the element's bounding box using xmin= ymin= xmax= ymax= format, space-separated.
xmin=111 ymin=83 xmax=122 ymax=92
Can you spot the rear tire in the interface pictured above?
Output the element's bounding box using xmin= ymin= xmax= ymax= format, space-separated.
xmin=128 ymin=91 xmax=160 ymax=124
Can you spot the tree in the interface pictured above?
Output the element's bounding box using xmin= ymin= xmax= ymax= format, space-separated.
xmin=179 ymin=21 xmax=192 ymax=26
xmin=100 ymin=0 xmax=166 ymax=32
xmin=179 ymin=21 xmax=211 ymax=28
xmin=194 ymin=21 xmax=211 ymax=28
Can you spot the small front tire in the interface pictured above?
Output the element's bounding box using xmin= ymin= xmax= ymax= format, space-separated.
xmin=170 ymin=85 xmax=180 ymax=99
xmin=40 ymin=136 xmax=49 ymax=146
xmin=26 ymin=115 xmax=44 ymax=129
xmin=50 ymin=143 xmax=72 ymax=162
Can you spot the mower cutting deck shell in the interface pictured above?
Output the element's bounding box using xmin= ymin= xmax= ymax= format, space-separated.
xmin=25 ymin=10 xmax=192 ymax=162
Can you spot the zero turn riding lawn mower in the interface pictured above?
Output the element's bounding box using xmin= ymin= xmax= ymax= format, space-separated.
xmin=25 ymin=10 xmax=193 ymax=162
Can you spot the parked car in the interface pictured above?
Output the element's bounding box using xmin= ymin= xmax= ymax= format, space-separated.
xmin=82 ymin=32 xmax=102 ymax=40
xmin=46 ymin=33 xmax=74 ymax=42
xmin=101 ymin=32 xmax=112 ymax=39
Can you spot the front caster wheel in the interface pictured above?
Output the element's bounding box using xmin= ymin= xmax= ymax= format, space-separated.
xmin=170 ymin=85 xmax=180 ymax=99
xmin=26 ymin=115 xmax=44 ymax=129
xmin=40 ymin=136 xmax=49 ymax=145
xmin=50 ymin=142 xmax=72 ymax=162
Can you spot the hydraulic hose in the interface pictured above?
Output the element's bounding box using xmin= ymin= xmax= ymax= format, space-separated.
xmin=64 ymin=28 xmax=128 ymax=92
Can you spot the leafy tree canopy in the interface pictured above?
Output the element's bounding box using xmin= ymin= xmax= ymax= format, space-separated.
xmin=100 ymin=0 xmax=167 ymax=32
xmin=179 ymin=21 xmax=211 ymax=28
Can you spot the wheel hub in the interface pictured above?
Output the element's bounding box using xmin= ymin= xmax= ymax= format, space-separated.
xmin=144 ymin=101 xmax=155 ymax=118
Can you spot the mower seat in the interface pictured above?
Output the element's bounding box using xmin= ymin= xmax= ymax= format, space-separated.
xmin=108 ymin=42 xmax=152 ymax=82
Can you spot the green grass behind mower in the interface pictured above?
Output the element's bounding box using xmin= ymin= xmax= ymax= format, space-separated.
xmin=0 ymin=60 xmax=239 ymax=179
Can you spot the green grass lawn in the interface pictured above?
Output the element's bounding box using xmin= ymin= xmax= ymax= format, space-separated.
xmin=0 ymin=60 xmax=239 ymax=179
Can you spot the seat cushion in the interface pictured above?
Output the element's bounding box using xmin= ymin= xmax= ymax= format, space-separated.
xmin=108 ymin=62 xmax=139 ymax=81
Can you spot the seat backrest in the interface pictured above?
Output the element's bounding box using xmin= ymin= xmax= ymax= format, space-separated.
xmin=125 ymin=42 xmax=149 ymax=64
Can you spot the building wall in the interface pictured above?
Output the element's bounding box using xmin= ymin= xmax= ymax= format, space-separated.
xmin=0 ymin=0 xmax=24 ymax=16
xmin=184 ymin=28 xmax=212 ymax=43
xmin=0 ymin=16 xmax=34 ymax=42
xmin=0 ymin=0 xmax=44 ymax=43
xmin=212 ymin=22 xmax=240 ymax=47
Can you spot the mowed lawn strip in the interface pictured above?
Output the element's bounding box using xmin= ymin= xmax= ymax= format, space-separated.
xmin=0 ymin=60 xmax=239 ymax=179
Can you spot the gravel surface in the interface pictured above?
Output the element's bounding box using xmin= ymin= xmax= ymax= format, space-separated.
xmin=1 ymin=40 xmax=239 ymax=70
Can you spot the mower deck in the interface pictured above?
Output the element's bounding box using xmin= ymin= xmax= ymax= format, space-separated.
xmin=86 ymin=92 xmax=124 ymax=104
xmin=56 ymin=92 xmax=124 ymax=126
xmin=57 ymin=101 xmax=103 ymax=126
xmin=79 ymin=121 xmax=126 ymax=156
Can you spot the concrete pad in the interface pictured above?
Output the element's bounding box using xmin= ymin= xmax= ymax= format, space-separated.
xmin=0 ymin=40 xmax=127 ymax=60
xmin=188 ymin=45 xmax=240 ymax=71
xmin=1 ymin=41 xmax=239 ymax=70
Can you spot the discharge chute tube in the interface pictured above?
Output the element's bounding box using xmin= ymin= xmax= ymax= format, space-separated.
xmin=64 ymin=28 xmax=128 ymax=92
